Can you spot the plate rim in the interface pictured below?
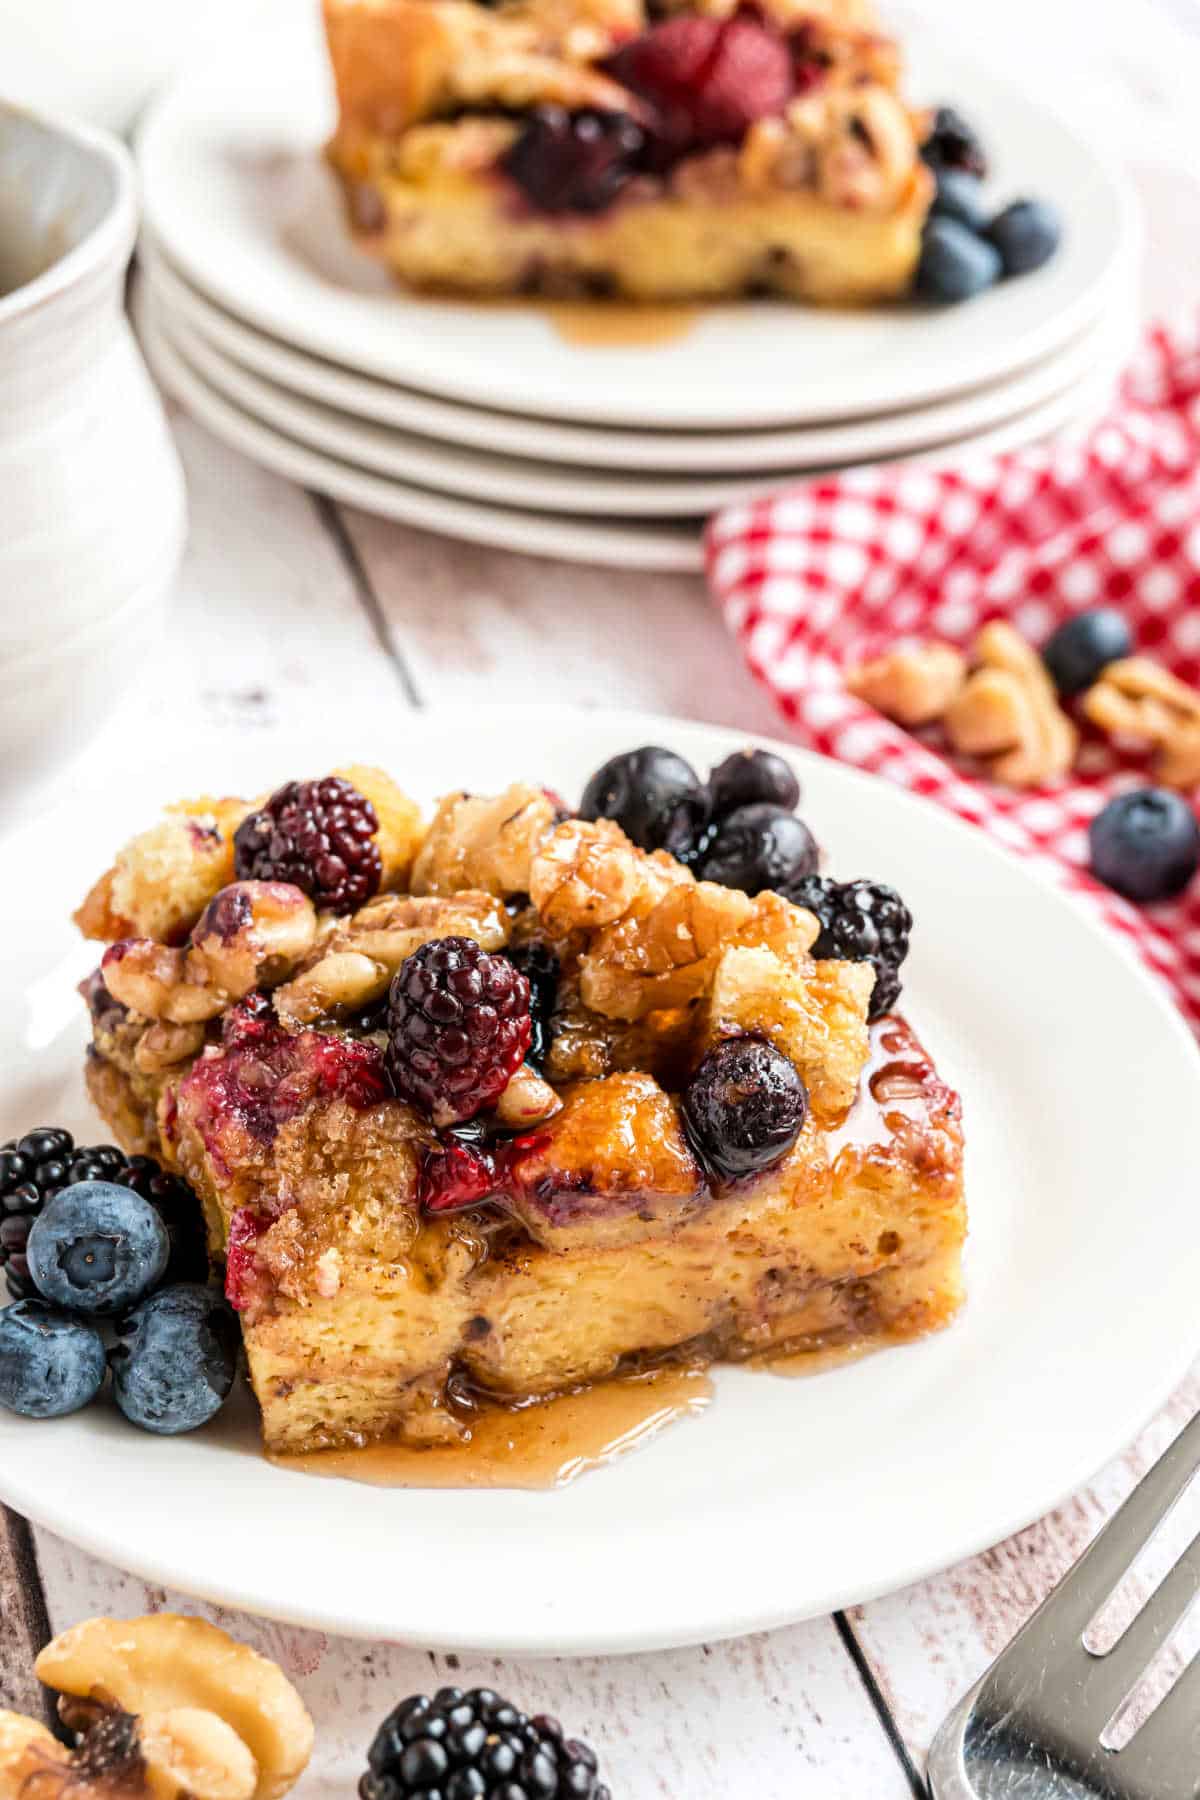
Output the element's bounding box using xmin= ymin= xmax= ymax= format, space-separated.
xmin=134 ymin=36 xmax=1141 ymax=430
xmin=146 ymin=271 xmax=1140 ymax=517
xmin=1 ymin=702 xmax=1199 ymax=1654
xmin=135 ymin=294 xmax=706 ymax=573
xmin=143 ymin=236 xmax=1138 ymax=476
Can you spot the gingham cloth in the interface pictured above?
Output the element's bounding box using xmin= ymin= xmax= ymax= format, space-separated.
xmin=704 ymin=318 xmax=1200 ymax=1031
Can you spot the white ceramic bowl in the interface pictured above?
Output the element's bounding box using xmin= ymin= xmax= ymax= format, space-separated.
xmin=0 ymin=102 xmax=186 ymax=812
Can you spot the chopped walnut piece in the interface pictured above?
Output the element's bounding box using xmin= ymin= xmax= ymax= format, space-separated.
xmin=274 ymin=890 xmax=509 ymax=1025
xmin=704 ymin=943 xmax=872 ymax=1123
xmin=1082 ymin=657 xmax=1200 ymax=790
xmin=33 ymin=1615 xmax=313 ymax=1800
xmin=531 ymin=818 xmax=819 ymax=1021
xmin=101 ymin=884 xmax=318 ymax=1024
xmin=848 ymin=642 xmax=968 ymax=726
xmin=412 ymin=784 xmax=560 ymax=899
xmin=945 ymin=621 xmax=1077 ymax=787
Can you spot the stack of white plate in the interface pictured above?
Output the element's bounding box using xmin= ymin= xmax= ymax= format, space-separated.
xmin=135 ymin=19 xmax=1141 ymax=571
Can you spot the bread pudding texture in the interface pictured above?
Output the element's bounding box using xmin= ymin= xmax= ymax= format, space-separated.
xmin=322 ymin=0 xmax=934 ymax=301
xmin=75 ymin=762 xmax=965 ymax=1456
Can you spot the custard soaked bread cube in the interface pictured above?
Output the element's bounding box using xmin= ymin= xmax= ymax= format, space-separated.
xmin=77 ymin=759 xmax=966 ymax=1458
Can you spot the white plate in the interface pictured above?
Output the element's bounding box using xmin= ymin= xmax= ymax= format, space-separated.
xmin=2 ymin=706 xmax=1199 ymax=1655
xmin=145 ymin=266 xmax=1139 ymax=517
xmin=145 ymin=239 xmax=1137 ymax=476
xmin=136 ymin=295 xmax=704 ymax=571
xmin=138 ymin=289 xmax=1117 ymax=561
xmin=135 ymin=19 xmax=1138 ymax=429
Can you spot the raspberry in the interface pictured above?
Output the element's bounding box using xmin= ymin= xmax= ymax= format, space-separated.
xmin=503 ymin=107 xmax=647 ymax=214
xmin=604 ymin=16 xmax=794 ymax=153
xmin=386 ymin=937 xmax=532 ymax=1127
xmin=363 ymin=1686 xmax=611 ymax=1800
xmin=786 ymin=876 xmax=912 ymax=1020
xmin=233 ymin=776 xmax=382 ymax=913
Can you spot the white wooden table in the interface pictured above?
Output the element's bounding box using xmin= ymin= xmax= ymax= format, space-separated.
xmin=5 ymin=4 xmax=1200 ymax=1789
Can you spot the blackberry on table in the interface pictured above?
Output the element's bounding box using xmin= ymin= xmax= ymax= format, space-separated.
xmin=0 ymin=1129 xmax=207 ymax=1301
xmin=787 ymin=876 xmax=913 ymax=1020
xmin=362 ymin=1686 xmax=611 ymax=1800
xmin=234 ymin=775 xmax=382 ymax=914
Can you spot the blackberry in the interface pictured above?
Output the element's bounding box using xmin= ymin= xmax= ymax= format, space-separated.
xmin=387 ymin=937 xmax=533 ymax=1127
xmin=921 ymin=104 xmax=988 ymax=179
xmin=234 ymin=776 xmax=382 ymax=914
xmin=0 ymin=1129 xmax=207 ymax=1302
xmin=362 ymin=1686 xmax=611 ymax=1800
xmin=503 ymin=107 xmax=647 ymax=215
xmin=682 ymin=1036 xmax=808 ymax=1183
xmin=787 ymin=876 xmax=912 ymax=1020
xmin=504 ymin=941 xmax=560 ymax=1071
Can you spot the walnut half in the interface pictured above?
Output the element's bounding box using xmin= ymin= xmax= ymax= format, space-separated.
xmin=32 ymin=1615 xmax=313 ymax=1800
xmin=1082 ymin=656 xmax=1200 ymax=790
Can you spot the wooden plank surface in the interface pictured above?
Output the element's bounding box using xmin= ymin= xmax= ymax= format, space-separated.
xmin=33 ymin=1536 xmax=920 ymax=1800
xmin=5 ymin=3 xmax=1200 ymax=1790
xmin=0 ymin=1510 xmax=52 ymax=1722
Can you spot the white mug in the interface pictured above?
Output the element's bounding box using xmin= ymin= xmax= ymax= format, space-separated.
xmin=0 ymin=102 xmax=187 ymax=814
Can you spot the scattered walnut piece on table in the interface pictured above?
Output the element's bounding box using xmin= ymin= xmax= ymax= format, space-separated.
xmin=944 ymin=621 xmax=1077 ymax=787
xmin=847 ymin=642 xmax=968 ymax=726
xmin=1082 ymin=656 xmax=1200 ymax=790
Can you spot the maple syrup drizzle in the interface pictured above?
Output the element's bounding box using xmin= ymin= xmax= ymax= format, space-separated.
xmin=270 ymin=1024 xmax=931 ymax=1491
xmin=269 ymin=1363 xmax=713 ymax=1491
xmin=542 ymin=302 xmax=700 ymax=348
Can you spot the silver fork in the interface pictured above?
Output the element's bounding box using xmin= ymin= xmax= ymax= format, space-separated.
xmin=928 ymin=1409 xmax=1200 ymax=1800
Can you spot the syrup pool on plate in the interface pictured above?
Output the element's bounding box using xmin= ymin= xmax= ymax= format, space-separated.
xmin=269 ymin=1363 xmax=713 ymax=1491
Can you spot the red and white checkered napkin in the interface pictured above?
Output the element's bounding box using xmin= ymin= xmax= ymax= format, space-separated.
xmin=705 ymin=316 xmax=1200 ymax=1032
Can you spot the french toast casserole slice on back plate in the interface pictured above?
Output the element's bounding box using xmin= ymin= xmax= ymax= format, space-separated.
xmin=320 ymin=0 xmax=934 ymax=302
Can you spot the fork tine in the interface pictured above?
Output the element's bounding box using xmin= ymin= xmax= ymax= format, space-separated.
xmin=1073 ymin=1522 xmax=1200 ymax=1736
xmin=1118 ymin=1640 xmax=1200 ymax=1800
xmin=1017 ymin=1412 xmax=1200 ymax=1648
xmin=977 ymin=1411 xmax=1200 ymax=1719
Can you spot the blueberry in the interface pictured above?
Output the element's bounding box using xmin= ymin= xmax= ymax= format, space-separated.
xmin=986 ymin=198 xmax=1062 ymax=277
xmin=1041 ymin=607 xmax=1132 ymax=698
xmin=1088 ymin=789 xmax=1200 ymax=902
xmin=930 ymin=168 xmax=988 ymax=233
xmin=682 ymin=1037 xmax=809 ymax=1183
xmin=26 ymin=1181 xmax=169 ymax=1316
xmin=0 ymin=1300 xmax=106 ymax=1418
xmin=921 ymin=105 xmax=988 ymax=179
xmin=111 ymin=1284 xmax=239 ymax=1434
xmin=707 ymin=749 xmax=800 ymax=820
xmin=698 ymin=803 xmax=818 ymax=895
xmin=916 ymin=217 xmax=1002 ymax=304
xmin=579 ymin=746 xmax=708 ymax=857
